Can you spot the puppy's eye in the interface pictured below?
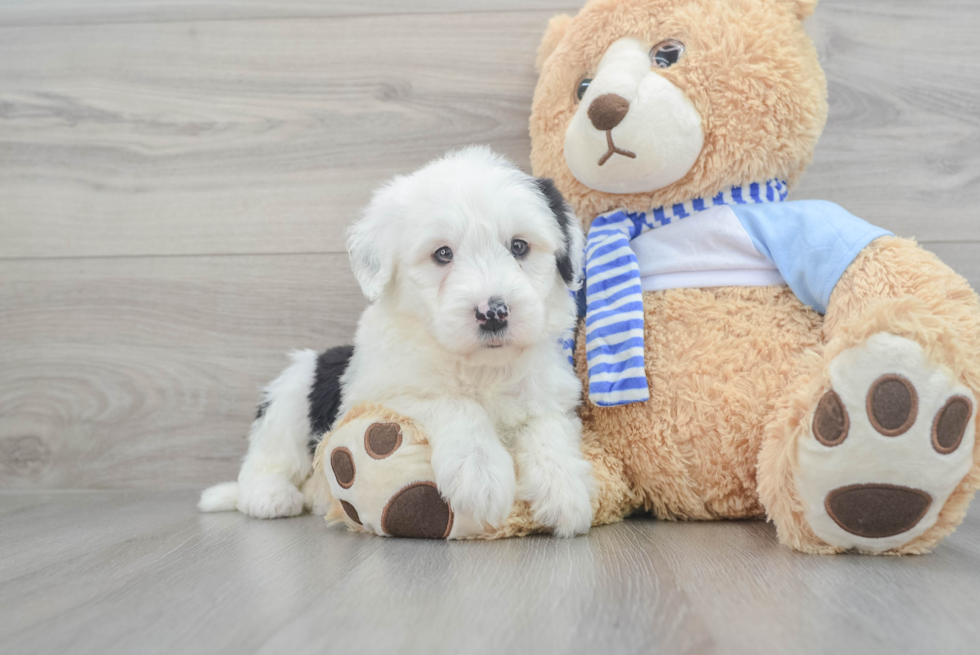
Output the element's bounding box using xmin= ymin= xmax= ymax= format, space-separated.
xmin=510 ymin=239 xmax=529 ymax=258
xmin=575 ymin=78 xmax=592 ymax=102
xmin=433 ymin=246 xmax=453 ymax=265
xmin=651 ymin=40 xmax=684 ymax=69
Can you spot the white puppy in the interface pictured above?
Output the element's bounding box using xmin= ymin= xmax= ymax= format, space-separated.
xmin=200 ymin=147 xmax=593 ymax=537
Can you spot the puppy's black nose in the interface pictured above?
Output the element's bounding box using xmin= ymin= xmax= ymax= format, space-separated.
xmin=475 ymin=296 xmax=509 ymax=332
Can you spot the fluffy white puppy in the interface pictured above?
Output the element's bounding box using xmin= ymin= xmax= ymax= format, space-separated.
xmin=200 ymin=146 xmax=593 ymax=536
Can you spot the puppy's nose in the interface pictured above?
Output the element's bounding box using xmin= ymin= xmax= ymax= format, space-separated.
xmin=588 ymin=93 xmax=630 ymax=131
xmin=475 ymin=296 xmax=509 ymax=331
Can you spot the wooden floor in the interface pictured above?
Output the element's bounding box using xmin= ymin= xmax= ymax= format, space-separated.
xmin=1 ymin=491 xmax=978 ymax=655
xmin=2 ymin=0 xmax=980 ymax=653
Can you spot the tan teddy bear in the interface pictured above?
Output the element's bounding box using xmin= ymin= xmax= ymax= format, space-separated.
xmin=318 ymin=0 xmax=980 ymax=554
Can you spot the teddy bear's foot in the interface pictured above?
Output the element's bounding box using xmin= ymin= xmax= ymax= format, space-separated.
xmin=795 ymin=332 xmax=976 ymax=553
xmin=313 ymin=404 xmax=485 ymax=539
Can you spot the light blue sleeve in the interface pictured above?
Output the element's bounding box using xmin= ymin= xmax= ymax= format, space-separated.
xmin=731 ymin=200 xmax=892 ymax=314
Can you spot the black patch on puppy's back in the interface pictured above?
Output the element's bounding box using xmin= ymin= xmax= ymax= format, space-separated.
xmin=307 ymin=345 xmax=355 ymax=454
xmin=533 ymin=177 xmax=575 ymax=285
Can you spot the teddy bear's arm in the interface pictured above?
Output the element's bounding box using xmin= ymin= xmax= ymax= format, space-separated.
xmin=730 ymin=199 xmax=892 ymax=314
xmin=825 ymin=235 xmax=980 ymax=343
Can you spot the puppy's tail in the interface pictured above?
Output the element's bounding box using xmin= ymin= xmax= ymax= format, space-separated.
xmin=198 ymin=481 xmax=239 ymax=512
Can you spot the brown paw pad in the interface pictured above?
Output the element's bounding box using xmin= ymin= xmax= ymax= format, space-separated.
xmin=825 ymin=483 xmax=932 ymax=538
xmin=331 ymin=447 xmax=355 ymax=489
xmin=340 ymin=500 xmax=361 ymax=525
xmin=813 ymin=390 xmax=849 ymax=446
xmin=381 ymin=482 xmax=453 ymax=539
xmin=866 ymin=374 xmax=918 ymax=436
xmin=932 ymin=396 xmax=973 ymax=455
xmin=365 ymin=422 xmax=402 ymax=459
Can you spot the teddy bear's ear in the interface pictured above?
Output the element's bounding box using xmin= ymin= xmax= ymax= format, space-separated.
xmin=536 ymin=14 xmax=572 ymax=72
xmin=782 ymin=0 xmax=818 ymax=20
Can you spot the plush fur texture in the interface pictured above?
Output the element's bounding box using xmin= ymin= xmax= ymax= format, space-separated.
xmin=208 ymin=0 xmax=980 ymax=554
xmin=201 ymin=148 xmax=595 ymax=537
xmin=198 ymin=349 xmax=320 ymax=518
xmin=307 ymin=345 xmax=355 ymax=452
xmin=509 ymin=0 xmax=980 ymax=554
xmin=530 ymin=0 xmax=827 ymax=227
xmin=338 ymin=147 xmax=593 ymax=536
xmin=758 ymin=237 xmax=980 ymax=554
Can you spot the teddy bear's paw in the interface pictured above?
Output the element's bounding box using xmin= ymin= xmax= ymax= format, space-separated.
xmin=237 ymin=475 xmax=306 ymax=519
xmin=320 ymin=409 xmax=484 ymax=539
xmin=796 ymin=332 xmax=976 ymax=553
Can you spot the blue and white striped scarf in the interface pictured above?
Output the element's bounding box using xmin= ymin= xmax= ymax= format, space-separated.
xmin=581 ymin=180 xmax=788 ymax=407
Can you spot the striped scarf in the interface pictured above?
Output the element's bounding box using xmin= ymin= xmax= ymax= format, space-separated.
xmin=583 ymin=180 xmax=788 ymax=407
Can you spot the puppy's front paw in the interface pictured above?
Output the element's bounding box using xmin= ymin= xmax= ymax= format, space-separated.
xmin=433 ymin=443 xmax=516 ymax=528
xmin=237 ymin=475 xmax=305 ymax=519
xmin=519 ymin=456 xmax=593 ymax=537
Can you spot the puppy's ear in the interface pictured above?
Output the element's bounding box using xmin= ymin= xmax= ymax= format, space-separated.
xmin=346 ymin=178 xmax=402 ymax=302
xmin=533 ymin=178 xmax=584 ymax=288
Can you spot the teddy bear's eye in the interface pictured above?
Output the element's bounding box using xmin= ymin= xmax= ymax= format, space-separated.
xmin=575 ymin=78 xmax=592 ymax=102
xmin=651 ymin=40 xmax=685 ymax=69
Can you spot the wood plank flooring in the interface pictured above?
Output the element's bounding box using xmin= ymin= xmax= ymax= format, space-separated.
xmin=2 ymin=491 xmax=979 ymax=655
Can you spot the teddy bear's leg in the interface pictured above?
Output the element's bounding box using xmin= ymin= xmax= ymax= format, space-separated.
xmin=312 ymin=403 xmax=484 ymax=539
xmin=315 ymin=403 xmax=636 ymax=539
xmin=759 ymin=237 xmax=980 ymax=554
xmin=580 ymin=425 xmax=641 ymax=526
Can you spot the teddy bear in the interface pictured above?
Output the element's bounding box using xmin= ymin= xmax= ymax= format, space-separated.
xmin=314 ymin=0 xmax=980 ymax=554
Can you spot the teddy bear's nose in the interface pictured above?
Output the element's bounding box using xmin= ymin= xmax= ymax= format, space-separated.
xmin=587 ymin=93 xmax=630 ymax=131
